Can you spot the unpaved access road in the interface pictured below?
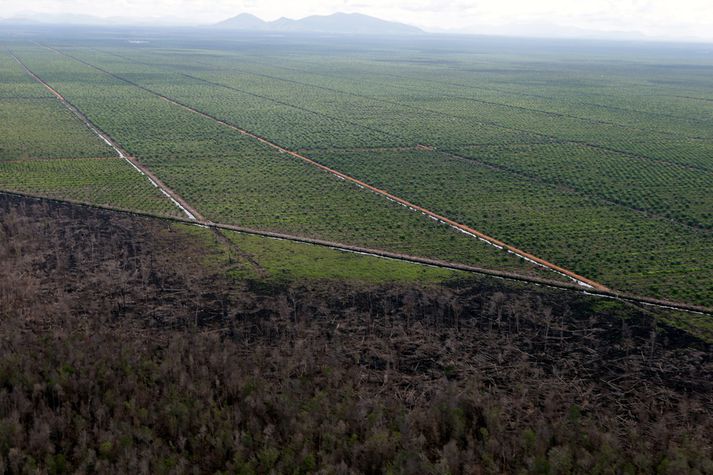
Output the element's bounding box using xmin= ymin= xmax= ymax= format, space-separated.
xmin=9 ymin=51 xmax=202 ymax=222
xmin=27 ymin=45 xmax=607 ymax=290
xmin=3 ymin=188 xmax=712 ymax=317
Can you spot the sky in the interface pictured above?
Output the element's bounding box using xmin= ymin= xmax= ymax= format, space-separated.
xmin=4 ymin=0 xmax=713 ymax=42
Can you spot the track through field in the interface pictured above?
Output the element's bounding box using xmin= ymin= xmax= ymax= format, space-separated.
xmin=2 ymin=188 xmax=711 ymax=316
xmin=9 ymin=51 xmax=201 ymax=222
xmin=36 ymin=45 xmax=610 ymax=290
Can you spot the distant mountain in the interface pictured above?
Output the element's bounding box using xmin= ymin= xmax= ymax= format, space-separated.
xmin=215 ymin=13 xmax=266 ymax=30
xmin=214 ymin=12 xmax=423 ymax=35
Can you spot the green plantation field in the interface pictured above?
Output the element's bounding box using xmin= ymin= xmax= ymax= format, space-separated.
xmin=4 ymin=46 xmax=543 ymax=277
xmin=143 ymin=152 xmax=527 ymax=268
xmin=304 ymin=148 xmax=713 ymax=303
xmin=0 ymin=158 xmax=183 ymax=216
xmin=64 ymin=47 xmax=713 ymax=160
xmin=0 ymin=51 xmax=182 ymax=215
xmin=0 ymin=51 xmax=53 ymax=99
xmin=0 ymin=98 xmax=115 ymax=161
xmin=0 ymin=54 xmax=114 ymax=161
xmin=449 ymin=143 xmax=713 ymax=228
xmin=1 ymin=37 xmax=712 ymax=305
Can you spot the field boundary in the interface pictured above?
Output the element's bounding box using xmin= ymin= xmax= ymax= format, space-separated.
xmin=41 ymin=45 xmax=610 ymax=290
xmin=1 ymin=189 xmax=711 ymax=316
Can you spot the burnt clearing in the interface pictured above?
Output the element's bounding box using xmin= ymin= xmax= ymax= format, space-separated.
xmin=0 ymin=193 xmax=711 ymax=473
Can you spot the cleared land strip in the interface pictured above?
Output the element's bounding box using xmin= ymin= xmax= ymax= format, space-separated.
xmin=9 ymin=51 xmax=200 ymax=222
xmin=4 ymin=188 xmax=712 ymax=317
xmin=42 ymin=45 xmax=609 ymax=290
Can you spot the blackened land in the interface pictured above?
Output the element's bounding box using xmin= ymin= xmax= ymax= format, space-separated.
xmin=0 ymin=193 xmax=711 ymax=473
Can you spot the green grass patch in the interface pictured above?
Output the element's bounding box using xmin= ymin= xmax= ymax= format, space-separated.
xmin=656 ymin=311 xmax=713 ymax=344
xmin=174 ymin=223 xmax=466 ymax=284
xmin=223 ymin=230 xmax=465 ymax=284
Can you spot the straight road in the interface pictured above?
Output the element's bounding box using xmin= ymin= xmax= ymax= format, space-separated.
xmin=9 ymin=51 xmax=202 ymax=222
xmin=36 ymin=45 xmax=609 ymax=290
xmin=3 ymin=188 xmax=711 ymax=316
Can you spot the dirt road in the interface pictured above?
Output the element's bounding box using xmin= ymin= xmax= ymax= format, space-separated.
xmin=4 ymin=189 xmax=712 ymax=316
xmin=29 ymin=46 xmax=608 ymax=290
xmin=9 ymin=51 xmax=202 ymax=222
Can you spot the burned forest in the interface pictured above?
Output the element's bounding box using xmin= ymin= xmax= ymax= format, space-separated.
xmin=0 ymin=193 xmax=711 ymax=473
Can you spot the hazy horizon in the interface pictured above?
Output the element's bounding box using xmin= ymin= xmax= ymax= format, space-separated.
xmin=2 ymin=0 xmax=713 ymax=43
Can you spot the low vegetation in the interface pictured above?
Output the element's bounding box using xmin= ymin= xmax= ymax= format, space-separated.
xmin=0 ymin=159 xmax=182 ymax=216
xmin=17 ymin=43 xmax=709 ymax=306
xmin=7 ymin=46 xmax=545 ymax=277
xmin=199 ymin=227 xmax=466 ymax=284
xmin=305 ymin=148 xmax=713 ymax=305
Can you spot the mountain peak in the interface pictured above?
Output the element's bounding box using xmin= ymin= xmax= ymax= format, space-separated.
xmin=214 ymin=12 xmax=423 ymax=35
xmin=215 ymin=13 xmax=266 ymax=29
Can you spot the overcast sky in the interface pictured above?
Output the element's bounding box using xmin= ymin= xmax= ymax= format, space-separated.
xmin=4 ymin=0 xmax=713 ymax=41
